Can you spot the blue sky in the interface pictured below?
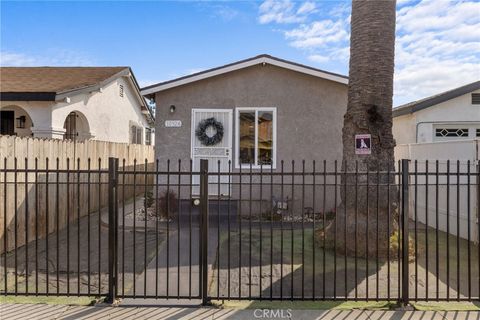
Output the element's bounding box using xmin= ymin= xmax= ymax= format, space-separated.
xmin=1 ymin=0 xmax=479 ymax=106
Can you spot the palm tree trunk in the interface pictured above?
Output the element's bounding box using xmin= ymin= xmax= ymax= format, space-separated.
xmin=322 ymin=0 xmax=398 ymax=258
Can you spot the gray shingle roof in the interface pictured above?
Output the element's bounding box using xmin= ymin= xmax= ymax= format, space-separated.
xmin=393 ymin=81 xmax=480 ymax=117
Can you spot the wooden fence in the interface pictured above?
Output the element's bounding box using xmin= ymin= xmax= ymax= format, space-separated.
xmin=0 ymin=136 xmax=155 ymax=253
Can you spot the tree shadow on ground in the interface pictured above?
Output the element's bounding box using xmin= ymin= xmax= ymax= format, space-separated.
xmin=210 ymin=222 xmax=400 ymax=301
xmin=0 ymin=209 xmax=164 ymax=296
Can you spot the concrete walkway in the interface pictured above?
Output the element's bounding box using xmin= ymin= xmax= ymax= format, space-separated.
xmin=125 ymin=222 xmax=220 ymax=299
xmin=1 ymin=303 xmax=479 ymax=320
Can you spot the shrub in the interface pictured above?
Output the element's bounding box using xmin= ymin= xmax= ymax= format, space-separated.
xmin=144 ymin=190 xmax=154 ymax=209
xmin=157 ymin=190 xmax=178 ymax=220
xmin=261 ymin=211 xmax=282 ymax=221
xmin=389 ymin=230 xmax=416 ymax=262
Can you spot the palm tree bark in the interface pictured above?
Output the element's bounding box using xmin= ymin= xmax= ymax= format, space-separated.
xmin=322 ymin=0 xmax=398 ymax=258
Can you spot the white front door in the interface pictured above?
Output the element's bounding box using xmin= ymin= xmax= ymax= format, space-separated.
xmin=191 ymin=109 xmax=232 ymax=196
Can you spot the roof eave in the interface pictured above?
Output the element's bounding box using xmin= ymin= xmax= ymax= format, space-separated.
xmin=392 ymin=106 xmax=413 ymax=117
xmin=0 ymin=92 xmax=56 ymax=101
xmin=140 ymin=55 xmax=348 ymax=96
xmin=53 ymin=68 xmax=154 ymax=122
xmin=55 ymin=68 xmax=131 ymax=100
xmin=393 ymin=80 xmax=480 ymax=118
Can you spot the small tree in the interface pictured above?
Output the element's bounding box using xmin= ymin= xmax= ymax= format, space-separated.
xmin=157 ymin=190 xmax=178 ymax=220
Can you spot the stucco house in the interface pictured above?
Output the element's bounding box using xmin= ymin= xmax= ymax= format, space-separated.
xmin=142 ymin=54 xmax=348 ymax=183
xmin=142 ymin=54 xmax=347 ymax=217
xmin=0 ymin=67 xmax=154 ymax=145
xmin=393 ymin=81 xmax=480 ymax=145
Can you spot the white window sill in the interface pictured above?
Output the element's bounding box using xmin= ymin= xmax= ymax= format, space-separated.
xmin=235 ymin=165 xmax=276 ymax=170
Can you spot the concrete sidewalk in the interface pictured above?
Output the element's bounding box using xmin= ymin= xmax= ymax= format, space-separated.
xmin=1 ymin=304 xmax=479 ymax=320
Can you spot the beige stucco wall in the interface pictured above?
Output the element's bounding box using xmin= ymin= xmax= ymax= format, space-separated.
xmin=1 ymin=77 xmax=153 ymax=144
xmin=153 ymin=64 xmax=347 ymax=215
xmin=154 ymin=64 xmax=348 ymax=169
xmin=392 ymin=114 xmax=416 ymax=145
xmin=393 ymin=89 xmax=480 ymax=144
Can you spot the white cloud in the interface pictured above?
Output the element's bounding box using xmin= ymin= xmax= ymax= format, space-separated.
xmin=258 ymin=0 xmax=480 ymax=106
xmin=0 ymin=49 xmax=94 ymax=66
xmin=0 ymin=52 xmax=36 ymax=66
xmin=258 ymin=0 xmax=316 ymax=24
xmin=397 ymin=0 xmax=480 ymax=32
xmin=285 ymin=20 xmax=349 ymax=49
xmin=297 ymin=2 xmax=316 ymax=15
xmin=308 ymin=54 xmax=329 ymax=64
xmin=393 ymin=0 xmax=480 ymax=105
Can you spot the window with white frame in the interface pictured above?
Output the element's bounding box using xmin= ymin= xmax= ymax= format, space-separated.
xmin=236 ymin=108 xmax=276 ymax=168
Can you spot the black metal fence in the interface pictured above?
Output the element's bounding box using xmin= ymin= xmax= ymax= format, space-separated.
xmin=0 ymin=157 xmax=478 ymax=305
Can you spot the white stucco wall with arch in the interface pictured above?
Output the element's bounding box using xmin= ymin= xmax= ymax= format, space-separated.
xmin=0 ymin=101 xmax=55 ymax=137
xmin=1 ymin=76 xmax=153 ymax=144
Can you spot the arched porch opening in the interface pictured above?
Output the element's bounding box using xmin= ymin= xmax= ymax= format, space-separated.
xmin=0 ymin=105 xmax=34 ymax=137
xmin=63 ymin=111 xmax=91 ymax=141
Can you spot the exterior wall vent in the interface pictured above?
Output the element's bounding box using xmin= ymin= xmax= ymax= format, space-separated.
xmin=472 ymin=93 xmax=480 ymax=104
xmin=119 ymin=84 xmax=124 ymax=98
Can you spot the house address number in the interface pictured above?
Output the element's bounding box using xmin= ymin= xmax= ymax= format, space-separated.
xmin=165 ymin=120 xmax=182 ymax=128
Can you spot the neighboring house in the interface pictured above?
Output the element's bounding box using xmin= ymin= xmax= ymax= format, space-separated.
xmin=393 ymin=81 xmax=480 ymax=145
xmin=0 ymin=67 xmax=154 ymax=145
xmin=392 ymin=81 xmax=480 ymax=243
xmin=141 ymin=54 xmax=348 ymax=183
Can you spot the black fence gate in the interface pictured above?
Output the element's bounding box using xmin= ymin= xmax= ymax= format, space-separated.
xmin=1 ymin=157 xmax=479 ymax=305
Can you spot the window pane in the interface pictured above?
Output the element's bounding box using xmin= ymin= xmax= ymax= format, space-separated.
xmin=257 ymin=111 xmax=273 ymax=165
xmin=136 ymin=127 xmax=143 ymax=144
xmin=145 ymin=128 xmax=152 ymax=145
xmin=131 ymin=126 xmax=137 ymax=144
xmin=64 ymin=112 xmax=77 ymax=141
xmin=239 ymin=112 xmax=255 ymax=164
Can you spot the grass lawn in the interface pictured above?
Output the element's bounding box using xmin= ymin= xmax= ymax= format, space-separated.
xmin=213 ymin=221 xmax=479 ymax=302
xmin=218 ymin=225 xmax=384 ymax=276
xmin=0 ymin=295 xmax=100 ymax=306
xmin=211 ymin=299 xmax=480 ymax=311
xmin=411 ymin=301 xmax=480 ymax=311
xmin=211 ymin=299 xmax=397 ymax=310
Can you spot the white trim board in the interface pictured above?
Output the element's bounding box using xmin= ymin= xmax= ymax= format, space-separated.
xmin=141 ymin=55 xmax=348 ymax=95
